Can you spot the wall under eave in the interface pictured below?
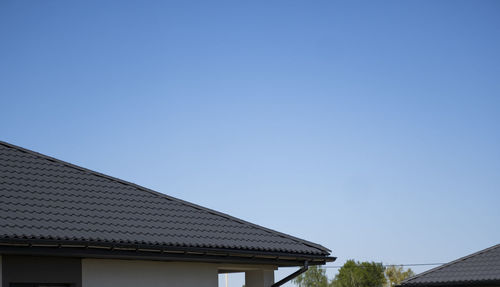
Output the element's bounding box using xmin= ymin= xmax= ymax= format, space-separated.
xmin=82 ymin=258 xmax=219 ymax=287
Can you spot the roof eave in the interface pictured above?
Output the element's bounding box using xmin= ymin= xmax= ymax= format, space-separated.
xmin=398 ymin=280 xmax=500 ymax=287
xmin=0 ymin=238 xmax=335 ymax=267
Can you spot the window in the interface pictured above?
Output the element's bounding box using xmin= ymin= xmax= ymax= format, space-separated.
xmin=10 ymin=284 xmax=70 ymax=287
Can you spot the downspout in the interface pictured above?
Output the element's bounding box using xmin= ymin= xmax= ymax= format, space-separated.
xmin=271 ymin=261 xmax=309 ymax=287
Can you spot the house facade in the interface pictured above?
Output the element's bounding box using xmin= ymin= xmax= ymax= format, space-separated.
xmin=0 ymin=141 xmax=334 ymax=287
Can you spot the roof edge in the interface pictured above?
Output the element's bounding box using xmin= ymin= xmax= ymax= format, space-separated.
xmin=400 ymin=243 xmax=500 ymax=286
xmin=399 ymin=279 xmax=500 ymax=287
xmin=0 ymin=238 xmax=336 ymax=267
xmin=0 ymin=140 xmax=331 ymax=255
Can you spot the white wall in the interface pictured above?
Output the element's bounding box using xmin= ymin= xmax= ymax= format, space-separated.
xmin=245 ymin=269 xmax=275 ymax=287
xmin=82 ymin=259 xmax=218 ymax=287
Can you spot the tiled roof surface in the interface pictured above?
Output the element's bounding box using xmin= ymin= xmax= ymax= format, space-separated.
xmin=400 ymin=244 xmax=500 ymax=286
xmin=0 ymin=141 xmax=330 ymax=256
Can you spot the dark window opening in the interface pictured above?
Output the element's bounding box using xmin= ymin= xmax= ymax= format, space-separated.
xmin=10 ymin=284 xmax=70 ymax=287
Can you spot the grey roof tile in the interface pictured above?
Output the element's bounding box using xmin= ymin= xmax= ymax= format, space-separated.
xmin=0 ymin=141 xmax=331 ymax=257
xmin=400 ymin=244 xmax=500 ymax=286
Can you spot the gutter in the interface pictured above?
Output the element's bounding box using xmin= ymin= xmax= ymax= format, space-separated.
xmin=271 ymin=261 xmax=309 ymax=287
xmin=0 ymin=242 xmax=333 ymax=267
xmin=0 ymin=238 xmax=333 ymax=263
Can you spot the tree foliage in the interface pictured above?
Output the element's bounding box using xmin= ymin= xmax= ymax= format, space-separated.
xmin=385 ymin=266 xmax=415 ymax=287
xmin=291 ymin=260 xmax=410 ymax=287
xmin=331 ymin=260 xmax=386 ymax=287
xmin=292 ymin=265 xmax=329 ymax=287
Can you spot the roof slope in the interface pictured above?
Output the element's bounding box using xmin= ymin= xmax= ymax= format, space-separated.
xmin=0 ymin=141 xmax=330 ymax=258
xmin=400 ymin=244 xmax=500 ymax=286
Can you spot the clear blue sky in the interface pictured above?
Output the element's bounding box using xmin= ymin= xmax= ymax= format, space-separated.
xmin=1 ymin=1 xmax=499 ymax=286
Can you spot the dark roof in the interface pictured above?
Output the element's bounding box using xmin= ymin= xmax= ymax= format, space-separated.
xmin=0 ymin=141 xmax=333 ymax=265
xmin=400 ymin=244 xmax=500 ymax=287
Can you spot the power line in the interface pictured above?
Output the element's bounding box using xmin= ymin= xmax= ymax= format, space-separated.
xmin=321 ymin=263 xmax=445 ymax=269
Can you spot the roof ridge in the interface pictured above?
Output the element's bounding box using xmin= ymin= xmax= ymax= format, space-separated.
xmin=0 ymin=140 xmax=331 ymax=255
xmin=401 ymin=243 xmax=500 ymax=284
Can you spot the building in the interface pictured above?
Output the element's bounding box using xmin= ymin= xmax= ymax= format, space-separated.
xmin=399 ymin=244 xmax=500 ymax=287
xmin=0 ymin=141 xmax=334 ymax=287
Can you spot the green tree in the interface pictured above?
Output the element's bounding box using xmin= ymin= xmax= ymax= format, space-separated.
xmin=292 ymin=265 xmax=329 ymax=287
xmin=331 ymin=260 xmax=386 ymax=287
xmin=385 ymin=266 xmax=415 ymax=287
